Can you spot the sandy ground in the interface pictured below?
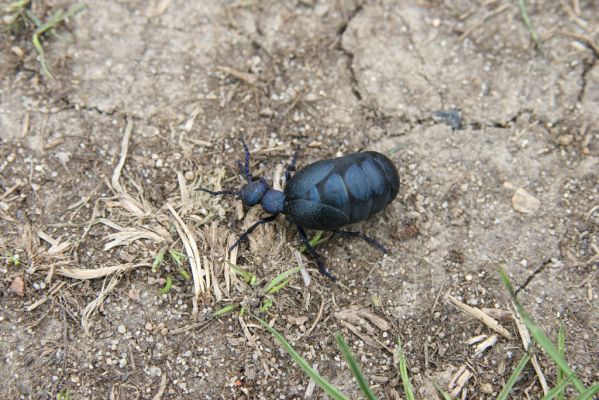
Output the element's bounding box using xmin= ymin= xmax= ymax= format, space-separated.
xmin=1 ymin=0 xmax=597 ymax=398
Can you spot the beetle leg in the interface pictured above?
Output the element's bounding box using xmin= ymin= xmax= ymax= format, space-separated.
xmin=333 ymin=230 xmax=389 ymax=254
xmin=285 ymin=145 xmax=300 ymax=183
xmin=296 ymin=226 xmax=336 ymax=280
xmin=239 ymin=138 xmax=253 ymax=182
xmin=229 ymin=215 xmax=277 ymax=252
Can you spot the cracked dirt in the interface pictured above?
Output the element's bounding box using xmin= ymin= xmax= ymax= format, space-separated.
xmin=1 ymin=0 xmax=598 ymax=399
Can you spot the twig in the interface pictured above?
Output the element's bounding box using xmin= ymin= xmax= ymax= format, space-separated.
xmin=170 ymin=320 xmax=213 ymax=335
xmin=459 ymin=4 xmax=510 ymax=41
xmin=304 ymin=295 xmax=325 ymax=337
xmin=26 ymin=281 xmax=66 ymax=312
xmin=559 ymin=31 xmax=599 ymax=57
xmin=239 ymin=316 xmax=271 ymax=377
xmin=152 ymin=373 xmax=168 ymax=400
xmin=0 ymin=183 xmax=21 ymax=201
xmin=217 ymin=66 xmax=258 ymax=87
xmin=474 ymin=334 xmax=498 ymax=356
xmin=446 ymin=293 xmax=512 ymax=339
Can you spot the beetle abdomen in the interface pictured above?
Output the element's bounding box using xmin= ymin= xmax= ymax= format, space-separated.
xmin=284 ymin=151 xmax=399 ymax=230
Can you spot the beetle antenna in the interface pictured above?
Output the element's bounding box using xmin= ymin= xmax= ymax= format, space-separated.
xmin=198 ymin=188 xmax=240 ymax=197
xmin=239 ymin=138 xmax=252 ymax=182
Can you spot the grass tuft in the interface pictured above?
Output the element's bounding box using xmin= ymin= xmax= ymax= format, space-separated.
xmin=256 ymin=316 xmax=350 ymax=400
xmin=2 ymin=1 xmax=84 ymax=78
xmin=499 ymin=267 xmax=587 ymax=394
xmin=262 ymin=266 xmax=302 ymax=295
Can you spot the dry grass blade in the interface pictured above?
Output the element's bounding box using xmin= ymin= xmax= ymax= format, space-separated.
xmin=335 ymin=305 xmax=391 ymax=331
xmin=446 ymin=293 xmax=511 ymax=339
xmin=167 ymin=204 xmax=206 ymax=314
xmin=512 ymin=300 xmax=550 ymax=394
xmin=335 ymin=306 xmax=393 ymax=352
xmin=82 ymin=270 xmax=125 ymax=335
xmin=110 ymin=121 xmax=145 ymax=216
xmin=217 ymin=65 xmax=258 ymax=86
xmin=103 ymin=228 xmax=166 ymax=250
xmin=37 ymin=230 xmax=71 ymax=255
xmin=58 ymin=263 xmax=149 ymax=280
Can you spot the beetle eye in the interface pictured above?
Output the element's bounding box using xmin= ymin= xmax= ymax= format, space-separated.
xmin=240 ymin=179 xmax=268 ymax=207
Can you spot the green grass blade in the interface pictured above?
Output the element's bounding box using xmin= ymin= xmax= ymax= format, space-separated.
xmin=496 ymin=353 xmax=531 ymax=400
xmin=169 ymin=249 xmax=186 ymax=266
xmin=212 ymin=303 xmax=239 ymax=317
xmin=31 ymin=32 xmax=52 ymax=78
xmin=266 ymin=279 xmax=289 ymax=294
xmin=542 ymin=374 xmax=573 ymax=400
xmin=396 ymin=336 xmax=415 ymax=400
xmin=225 ymin=260 xmax=258 ymax=286
xmin=2 ymin=0 xmax=30 ymax=15
xmin=262 ymin=266 xmax=302 ymax=294
xmin=432 ymin=381 xmax=452 ymax=400
xmin=517 ymin=0 xmax=539 ymax=46
xmin=27 ymin=3 xmax=85 ymax=78
xmin=256 ymin=317 xmax=349 ymax=400
xmin=152 ymin=247 xmax=166 ymax=272
xmin=158 ymin=275 xmax=173 ymax=294
xmin=177 ymin=267 xmax=190 ymax=280
xmin=499 ymin=268 xmax=586 ymax=394
xmin=299 ymin=230 xmax=325 ymax=252
xmin=575 ymin=384 xmax=599 ymax=400
xmin=335 ymin=334 xmax=377 ymax=400
xmin=557 ymin=323 xmax=566 ymax=400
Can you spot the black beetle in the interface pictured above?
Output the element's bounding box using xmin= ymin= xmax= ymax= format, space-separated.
xmin=201 ymin=139 xmax=400 ymax=279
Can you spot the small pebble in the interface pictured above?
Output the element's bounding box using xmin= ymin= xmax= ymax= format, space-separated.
xmin=480 ymin=383 xmax=493 ymax=394
xmin=465 ymin=274 xmax=473 ymax=281
xmin=117 ymin=325 xmax=127 ymax=334
xmin=557 ymin=134 xmax=573 ymax=146
xmin=259 ymin=108 xmax=274 ymax=117
xmin=149 ymin=366 xmax=162 ymax=377
xmin=512 ymin=188 xmax=541 ymax=214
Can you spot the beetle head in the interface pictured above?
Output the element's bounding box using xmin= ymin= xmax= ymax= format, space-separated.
xmin=239 ymin=178 xmax=269 ymax=207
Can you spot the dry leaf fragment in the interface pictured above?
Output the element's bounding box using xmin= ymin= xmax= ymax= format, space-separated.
xmin=10 ymin=276 xmax=25 ymax=297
